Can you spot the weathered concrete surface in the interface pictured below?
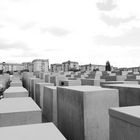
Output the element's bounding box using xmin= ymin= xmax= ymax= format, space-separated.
xmin=22 ymin=72 xmax=34 ymax=90
xmin=0 ymin=97 xmax=42 ymax=127
xmin=101 ymin=75 xmax=116 ymax=81
xmin=50 ymin=75 xmax=66 ymax=86
xmin=29 ymin=78 xmax=37 ymax=98
xmin=44 ymin=74 xmax=51 ymax=83
xmin=81 ymin=78 xmax=105 ymax=86
xmin=31 ymin=78 xmax=44 ymax=101
xmin=102 ymin=84 xmax=140 ymax=107
xmin=0 ymin=123 xmax=66 ymax=140
xmin=4 ymin=87 xmax=29 ymax=98
xmin=35 ymin=82 xmax=54 ymax=108
xmin=123 ymin=80 xmax=139 ymax=84
xmin=100 ymin=81 xmax=124 ymax=87
xmin=116 ymin=75 xmax=126 ymax=81
xmin=59 ymin=79 xmax=81 ymax=86
xmin=10 ymin=81 xmax=22 ymax=87
xmin=57 ymin=86 xmax=119 ymax=140
xmin=43 ymin=86 xmax=57 ymax=126
xmin=109 ymin=106 xmax=140 ymax=140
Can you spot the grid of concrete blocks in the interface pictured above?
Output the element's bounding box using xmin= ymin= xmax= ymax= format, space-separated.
xmin=1 ymin=70 xmax=140 ymax=140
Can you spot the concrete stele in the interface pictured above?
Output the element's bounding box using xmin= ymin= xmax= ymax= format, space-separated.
xmin=29 ymin=77 xmax=38 ymax=98
xmin=32 ymin=78 xmax=44 ymax=102
xmin=0 ymin=97 xmax=42 ymax=127
xmin=35 ymin=82 xmax=54 ymax=108
xmin=102 ymin=84 xmax=140 ymax=107
xmin=109 ymin=106 xmax=140 ymax=140
xmin=81 ymin=78 xmax=105 ymax=86
xmin=10 ymin=81 xmax=22 ymax=87
xmin=4 ymin=87 xmax=29 ymax=98
xmin=0 ymin=123 xmax=66 ymax=140
xmin=59 ymin=79 xmax=81 ymax=86
xmin=57 ymin=86 xmax=119 ymax=140
xmin=43 ymin=86 xmax=57 ymax=126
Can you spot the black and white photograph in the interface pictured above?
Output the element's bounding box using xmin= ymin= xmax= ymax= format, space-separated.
xmin=0 ymin=0 xmax=140 ymax=140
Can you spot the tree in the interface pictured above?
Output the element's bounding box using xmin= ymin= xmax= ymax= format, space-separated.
xmin=105 ymin=61 xmax=111 ymax=71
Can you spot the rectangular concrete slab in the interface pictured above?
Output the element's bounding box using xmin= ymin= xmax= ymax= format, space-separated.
xmin=50 ymin=75 xmax=66 ymax=86
xmin=32 ymin=78 xmax=44 ymax=102
xmin=100 ymin=81 xmax=124 ymax=87
xmin=0 ymin=97 xmax=42 ymax=127
xmin=102 ymin=84 xmax=140 ymax=106
xmin=22 ymin=72 xmax=34 ymax=90
xmin=4 ymin=87 xmax=29 ymax=98
xmin=81 ymin=78 xmax=105 ymax=86
xmin=35 ymin=82 xmax=54 ymax=108
xmin=0 ymin=123 xmax=66 ymax=140
xmin=109 ymin=106 xmax=140 ymax=140
xmin=57 ymin=86 xmax=119 ymax=140
xmin=59 ymin=79 xmax=81 ymax=86
xmin=29 ymin=78 xmax=38 ymax=98
xmin=10 ymin=81 xmax=22 ymax=87
xmin=43 ymin=86 xmax=57 ymax=126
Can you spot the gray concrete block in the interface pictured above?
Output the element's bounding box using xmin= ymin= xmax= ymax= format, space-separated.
xmin=116 ymin=75 xmax=126 ymax=81
xmin=22 ymin=72 xmax=34 ymax=90
xmin=29 ymin=78 xmax=37 ymax=98
xmin=10 ymin=81 xmax=22 ymax=87
xmin=31 ymin=78 xmax=44 ymax=101
xmin=35 ymin=82 xmax=54 ymax=108
xmin=0 ymin=123 xmax=66 ymax=140
xmin=57 ymin=86 xmax=119 ymax=140
xmin=0 ymin=97 xmax=42 ymax=127
xmin=50 ymin=75 xmax=66 ymax=86
xmin=43 ymin=86 xmax=57 ymax=126
xmin=4 ymin=87 xmax=29 ymax=98
xmin=102 ymin=84 xmax=140 ymax=106
xmin=109 ymin=106 xmax=140 ymax=140
xmin=45 ymin=74 xmax=51 ymax=83
xmin=59 ymin=79 xmax=81 ymax=86
xmin=100 ymin=81 xmax=124 ymax=87
xmin=123 ymin=80 xmax=139 ymax=84
xmin=81 ymin=78 xmax=105 ymax=86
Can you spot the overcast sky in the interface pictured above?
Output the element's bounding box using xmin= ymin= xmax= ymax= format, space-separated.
xmin=0 ymin=0 xmax=140 ymax=67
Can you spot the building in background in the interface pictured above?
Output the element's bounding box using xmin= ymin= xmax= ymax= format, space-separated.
xmin=51 ymin=63 xmax=62 ymax=72
xmin=127 ymin=67 xmax=140 ymax=72
xmin=62 ymin=60 xmax=79 ymax=72
xmin=0 ymin=63 xmax=24 ymax=73
xmin=80 ymin=64 xmax=106 ymax=72
xmin=32 ymin=59 xmax=49 ymax=72
xmin=22 ymin=62 xmax=33 ymax=72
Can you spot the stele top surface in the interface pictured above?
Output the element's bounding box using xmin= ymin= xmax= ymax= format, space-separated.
xmin=4 ymin=87 xmax=28 ymax=93
xmin=11 ymin=81 xmax=22 ymax=84
xmin=101 ymin=81 xmax=124 ymax=83
xmin=37 ymin=82 xmax=53 ymax=86
xmin=110 ymin=106 xmax=140 ymax=126
xmin=30 ymin=78 xmax=38 ymax=80
xmin=0 ymin=97 xmax=41 ymax=113
xmin=0 ymin=123 xmax=66 ymax=140
xmin=36 ymin=82 xmax=47 ymax=85
xmin=44 ymin=86 xmax=56 ymax=90
xmin=58 ymin=85 xmax=116 ymax=92
xmin=104 ymin=84 xmax=140 ymax=88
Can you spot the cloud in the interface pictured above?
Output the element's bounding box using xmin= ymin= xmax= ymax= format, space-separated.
xmin=41 ymin=27 xmax=71 ymax=37
xmin=0 ymin=40 xmax=28 ymax=50
xmin=96 ymin=0 xmax=117 ymax=11
xmin=20 ymin=22 xmax=36 ymax=30
xmin=100 ymin=14 xmax=136 ymax=27
xmin=43 ymin=49 xmax=63 ymax=52
xmin=94 ymin=27 xmax=140 ymax=47
xmin=0 ymin=25 xmax=4 ymax=28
